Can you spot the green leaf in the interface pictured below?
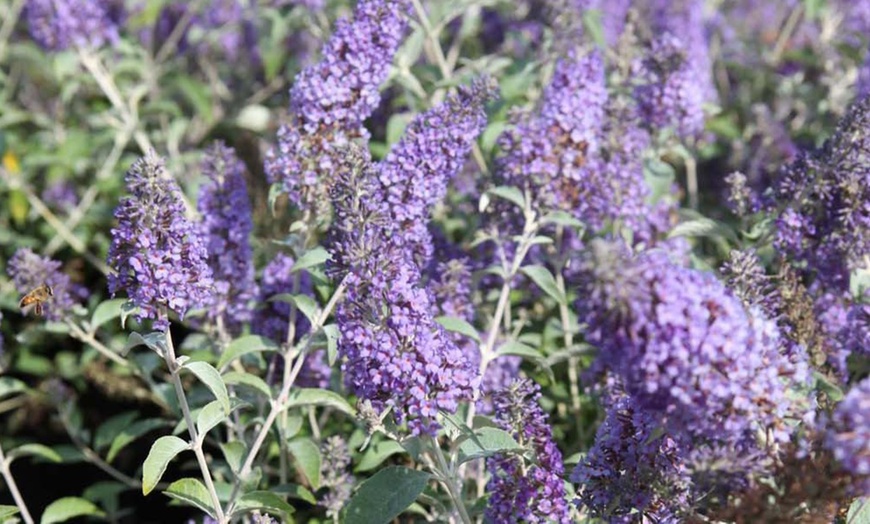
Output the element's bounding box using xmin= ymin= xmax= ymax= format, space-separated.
xmin=163 ymin=478 xmax=214 ymax=518
xmin=0 ymin=377 xmax=27 ymax=400
xmin=233 ymin=491 xmax=295 ymax=519
xmin=221 ymin=441 xmax=246 ymax=475
xmin=356 ymin=440 xmax=405 ymax=473
xmin=487 ymin=186 xmax=525 ymax=210
xmin=120 ymin=301 xmax=140 ymax=329
xmin=94 ymin=411 xmax=140 ymax=450
xmin=343 ymin=466 xmax=431 ymax=524
xmin=107 ymin=418 xmax=169 ymax=463
xmin=520 ymin=265 xmax=567 ymax=305
xmin=196 ymin=400 xmax=228 ymax=437
xmin=7 ymin=443 xmax=62 ymax=463
xmin=223 ymin=371 xmax=272 ymax=398
xmin=90 ymin=298 xmax=128 ymax=330
xmin=324 ymin=324 xmax=339 ymax=366
xmin=217 ymin=335 xmax=279 ymax=370
xmin=184 ymin=361 xmax=230 ymax=412
xmin=458 ymin=427 xmax=522 ymax=464
xmin=0 ymin=505 xmax=20 ymax=521
xmin=814 ymin=371 xmax=844 ymax=402
xmin=668 ymin=217 xmax=738 ymax=244
xmin=285 ymin=388 xmax=355 ymax=416
xmin=581 ymin=8 xmax=605 ymax=47
xmin=847 ymin=497 xmax=870 ymax=524
xmin=540 ymin=210 xmax=585 ymax=228
xmin=40 ymin=497 xmax=105 ymax=524
xmin=268 ymin=294 xmax=319 ymax=326
xmin=272 ymin=483 xmax=317 ymax=505
xmin=122 ymin=331 xmax=165 ymax=356
xmin=291 ymin=247 xmax=330 ymax=274
xmin=142 ymin=435 xmax=189 ymax=495
xmin=496 ymin=340 xmax=542 ymax=361
xmin=435 ymin=316 xmax=480 ymax=343
xmin=287 ymin=438 xmax=322 ymax=490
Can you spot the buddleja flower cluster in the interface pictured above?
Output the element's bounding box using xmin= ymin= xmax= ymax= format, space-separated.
xmin=572 ymin=240 xmax=813 ymax=518
xmin=485 ymin=379 xmax=571 ymax=523
xmin=7 ymin=248 xmax=83 ymax=322
xmin=772 ymin=96 xmax=870 ymax=291
xmin=25 ymin=0 xmax=122 ymax=51
xmin=197 ymin=143 xmax=257 ymax=335
xmin=330 ymin=146 xmax=479 ymax=435
xmin=265 ymin=0 xmax=408 ymax=215
xmin=824 ymin=377 xmax=870 ymax=494
xmin=107 ymin=153 xmax=213 ymax=330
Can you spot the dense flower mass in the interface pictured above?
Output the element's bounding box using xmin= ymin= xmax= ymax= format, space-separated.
xmin=496 ymin=51 xmax=607 ymax=214
xmin=25 ymin=0 xmax=122 ymax=51
xmin=330 ymin=148 xmax=477 ymax=435
xmin=573 ymin=391 xmax=689 ymax=521
xmin=197 ymin=142 xmax=257 ymax=334
xmin=7 ymin=248 xmax=83 ymax=322
xmin=485 ymin=379 xmax=570 ymax=523
xmin=107 ymin=153 xmax=213 ymax=330
xmin=772 ymin=96 xmax=870 ymax=290
xmin=824 ymin=378 xmax=870 ymax=494
xmin=265 ymin=0 xmax=408 ymax=213
xmin=576 ymin=241 xmax=809 ymax=444
xmin=634 ymin=33 xmax=706 ymax=140
xmin=376 ymin=78 xmax=496 ymax=265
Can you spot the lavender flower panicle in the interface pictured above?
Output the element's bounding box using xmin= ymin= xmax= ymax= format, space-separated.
xmin=107 ymin=153 xmax=213 ymax=331
xmin=42 ymin=181 xmax=79 ymax=213
xmin=485 ymin=379 xmax=571 ymax=523
xmin=265 ymin=0 xmax=409 ymax=213
xmin=824 ymin=377 xmax=870 ymax=494
xmin=577 ymin=241 xmax=809 ymax=445
xmin=496 ymin=50 xmax=607 ymax=215
xmin=572 ymin=392 xmax=689 ymax=521
xmin=771 ymin=96 xmax=870 ymax=291
xmin=375 ymin=78 xmax=496 ymax=266
xmin=197 ymin=142 xmax=257 ymax=334
xmin=319 ymin=436 xmax=355 ymax=519
xmin=8 ymin=248 xmax=84 ymax=322
xmin=330 ymin=148 xmax=477 ymax=435
xmin=634 ymin=33 xmax=707 ymax=140
xmin=25 ymin=0 xmax=123 ymax=51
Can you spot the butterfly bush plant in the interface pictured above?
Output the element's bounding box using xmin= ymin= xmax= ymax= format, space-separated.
xmin=0 ymin=0 xmax=868 ymax=523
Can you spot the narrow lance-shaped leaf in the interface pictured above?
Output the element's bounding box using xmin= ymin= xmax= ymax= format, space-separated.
xmin=142 ymin=435 xmax=189 ymax=495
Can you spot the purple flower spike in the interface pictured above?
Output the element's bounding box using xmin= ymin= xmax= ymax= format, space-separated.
xmin=634 ymin=33 xmax=707 ymax=140
xmin=107 ymin=153 xmax=213 ymax=331
xmin=265 ymin=0 xmax=409 ymax=213
xmin=771 ymin=96 xmax=870 ymax=291
xmin=577 ymin=241 xmax=810 ymax=445
xmin=485 ymin=379 xmax=571 ymax=524
xmin=497 ymin=50 xmax=607 ymax=214
xmin=377 ymin=77 xmax=497 ymax=265
xmin=25 ymin=0 xmax=123 ymax=52
xmin=197 ymin=142 xmax=257 ymax=334
xmin=8 ymin=248 xmax=84 ymax=322
xmin=824 ymin=378 xmax=870 ymax=494
xmin=572 ymin=392 xmax=689 ymax=521
xmin=330 ymin=147 xmax=478 ymax=435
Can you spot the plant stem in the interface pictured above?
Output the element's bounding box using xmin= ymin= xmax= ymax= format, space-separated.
xmin=0 ymin=441 xmax=34 ymax=524
xmin=224 ymin=278 xmax=348 ymax=514
xmin=67 ymin=321 xmax=129 ymax=367
xmin=162 ymin=327 xmax=226 ymax=523
xmin=427 ymin=435 xmax=471 ymax=524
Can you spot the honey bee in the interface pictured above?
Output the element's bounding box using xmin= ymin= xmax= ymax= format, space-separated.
xmin=19 ymin=284 xmax=54 ymax=317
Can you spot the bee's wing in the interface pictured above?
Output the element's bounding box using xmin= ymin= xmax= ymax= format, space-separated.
xmin=20 ymin=301 xmax=39 ymax=316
